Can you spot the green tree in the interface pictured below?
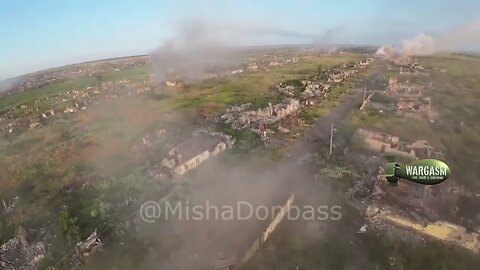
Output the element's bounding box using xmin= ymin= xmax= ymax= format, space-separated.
xmin=58 ymin=207 xmax=81 ymax=245
xmin=316 ymin=64 xmax=324 ymax=75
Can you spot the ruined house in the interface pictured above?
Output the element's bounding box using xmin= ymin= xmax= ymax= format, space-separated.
xmin=222 ymin=99 xmax=300 ymax=130
xmin=165 ymin=80 xmax=184 ymax=88
xmin=356 ymin=128 xmax=416 ymax=160
xmin=356 ymin=128 xmax=442 ymax=160
xmin=387 ymin=77 xmax=399 ymax=95
xmin=399 ymin=62 xmax=425 ymax=74
xmin=75 ymin=230 xmax=103 ymax=259
xmin=246 ymin=64 xmax=259 ymax=72
xmin=0 ymin=227 xmax=46 ymax=270
xmin=158 ymin=131 xmax=234 ymax=176
xmin=369 ymin=167 xmax=440 ymax=222
xmin=388 ymin=77 xmax=423 ymax=97
xmin=366 ymin=167 xmax=479 ymax=253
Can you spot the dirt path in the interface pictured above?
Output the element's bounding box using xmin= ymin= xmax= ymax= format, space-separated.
xmin=142 ymin=62 xmax=387 ymax=270
xmin=290 ymin=62 xmax=385 ymax=158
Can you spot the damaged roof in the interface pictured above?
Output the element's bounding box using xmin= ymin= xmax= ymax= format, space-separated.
xmin=171 ymin=132 xmax=226 ymax=163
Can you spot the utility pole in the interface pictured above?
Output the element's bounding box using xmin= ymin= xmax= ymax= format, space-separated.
xmin=363 ymin=86 xmax=367 ymax=102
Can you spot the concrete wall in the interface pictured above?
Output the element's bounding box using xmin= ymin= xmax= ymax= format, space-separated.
xmin=261 ymin=194 xmax=294 ymax=243
xmin=211 ymin=142 xmax=226 ymax=156
xmin=174 ymin=150 xmax=210 ymax=175
xmin=173 ymin=142 xmax=227 ymax=175
xmin=363 ymin=137 xmax=416 ymax=160
xmin=240 ymin=194 xmax=295 ymax=265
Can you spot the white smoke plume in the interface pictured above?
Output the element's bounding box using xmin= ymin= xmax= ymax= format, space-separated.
xmin=377 ymin=20 xmax=480 ymax=58
xmin=400 ymin=33 xmax=436 ymax=56
xmin=149 ymin=19 xmax=243 ymax=83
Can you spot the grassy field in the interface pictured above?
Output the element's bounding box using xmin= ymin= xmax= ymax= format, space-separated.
xmin=348 ymin=54 xmax=480 ymax=191
xmin=3 ymin=52 xmax=478 ymax=268
xmin=171 ymin=54 xmax=360 ymax=109
xmin=0 ymin=66 xmax=151 ymax=112
xmin=0 ymin=52 xmax=363 ymax=254
xmin=0 ymin=53 xmax=363 ymax=197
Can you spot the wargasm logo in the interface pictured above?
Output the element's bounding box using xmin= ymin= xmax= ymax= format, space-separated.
xmin=384 ymin=157 xmax=451 ymax=185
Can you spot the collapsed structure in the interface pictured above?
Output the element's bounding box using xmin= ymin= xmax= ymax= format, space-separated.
xmin=221 ymin=58 xmax=374 ymax=133
xmin=75 ymin=230 xmax=103 ymax=260
xmin=0 ymin=79 xmax=153 ymax=135
xmin=0 ymin=227 xmax=46 ymax=270
xmin=387 ymin=77 xmax=423 ymax=97
xmin=221 ymin=99 xmax=300 ymax=131
xmin=361 ymin=76 xmax=435 ymax=119
xmin=153 ymin=130 xmax=234 ymax=177
xmin=356 ymin=128 xmax=443 ymax=160
xmin=366 ymin=167 xmax=480 ymax=253
xmin=286 ymin=58 xmax=373 ymax=105
xmin=394 ymin=58 xmax=426 ymax=75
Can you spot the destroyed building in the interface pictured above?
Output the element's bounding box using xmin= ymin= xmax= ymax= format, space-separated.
xmin=381 ymin=77 xmax=436 ymax=119
xmin=397 ymin=59 xmax=426 ymax=75
xmin=75 ymin=230 xmax=103 ymax=261
xmin=7 ymin=57 xmax=148 ymax=93
xmin=0 ymin=227 xmax=46 ymax=270
xmin=387 ymin=77 xmax=423 ymax=97
xmin=221 ymin=99 xmax=300 ymax=130
xmin=356 ymin=128 xmax=443 ymax=160
xmin=276 ymin=58 xmax=373 ymax=102
xmin=156 ymin=131 xmax=234 ymax=176
xmin=165 ymin=80 xmax=185 ymax=89
xmin=366 ymin=167 xmax=480 ymax=253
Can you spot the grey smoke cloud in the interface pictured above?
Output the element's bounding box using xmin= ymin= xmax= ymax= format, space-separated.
xmin=0 ymin=78 xmax=17 ymax=93
xmin=149 ymin=18 xmax=340 ymax=82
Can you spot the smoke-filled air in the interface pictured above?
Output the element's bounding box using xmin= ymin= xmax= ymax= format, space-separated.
xmin=1 ymin=1 xmax=480 ymax=270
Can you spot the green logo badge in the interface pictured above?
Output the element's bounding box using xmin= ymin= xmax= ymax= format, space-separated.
xmin=384 ymin=156 xmax=451 ymax=186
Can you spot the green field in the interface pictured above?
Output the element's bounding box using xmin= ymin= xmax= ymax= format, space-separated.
xmin=0 ymin=52 xmax=366 ymax=268
xmin=348 ymin=54 xmax=480 ymax=191
xmin=0 ymin=66 xmax=151 ymax=112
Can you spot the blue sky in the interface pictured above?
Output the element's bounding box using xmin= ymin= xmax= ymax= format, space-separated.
xmin=0 ymin=0 xmax=479 ymax=80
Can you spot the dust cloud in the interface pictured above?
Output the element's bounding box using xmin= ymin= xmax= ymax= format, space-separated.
xmin=136 ymin=152 xmax=333 ymax=269
xmin=0 ymin=78 xmax=17 ymax=93
xmin=149 ymin=18 xmax=338 ymax=83
xmin=377 ymin=20 xmax=480 ymax=58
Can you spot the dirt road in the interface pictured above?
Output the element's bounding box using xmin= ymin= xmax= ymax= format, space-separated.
xmin=290 ymin=61 xmax=385 ymax=157
xmin=141 ymin=62 xmax=386 ymax=269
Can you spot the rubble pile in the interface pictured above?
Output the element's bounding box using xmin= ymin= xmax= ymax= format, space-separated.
xmin=356 ymin=128 xmax=444 ymax=160
xmin=9 ymin=58 xmax=147 ymax=93
xmin=393 ymin=58 xmax=426 ymax=75
xmin=0 ymin=79 xmax=152 ymax=135
xmin=277 ymin=58 xmax=373 ymax=102
xmin=387 ymin=77 xmax=423 ymax=96
xmin=75 ymin=230 xmax=103 ymax=259
xmin=0 ymin=53 xmax=314 ymax=136
xmin=366 ymin=168 xmax=480 ymax=253
xmin=243 ymin=56 xmax=306 ymax=73
xmin=1 ymin=197 xmax=18 ymax=214
xmin=0 ymin=228 xmax=46 ymax=270
xmin=152 ymin=130 xmax=234 ymax=177
xmin=220 ymin=58 xmax=374 ymax=134
xmin=130 ymin=128 xmax=168 ymax=157
xmin=221 ymin=99 xmax=300 ymax=130
xmin=383 ymin=77 xmax=437 ymax=119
